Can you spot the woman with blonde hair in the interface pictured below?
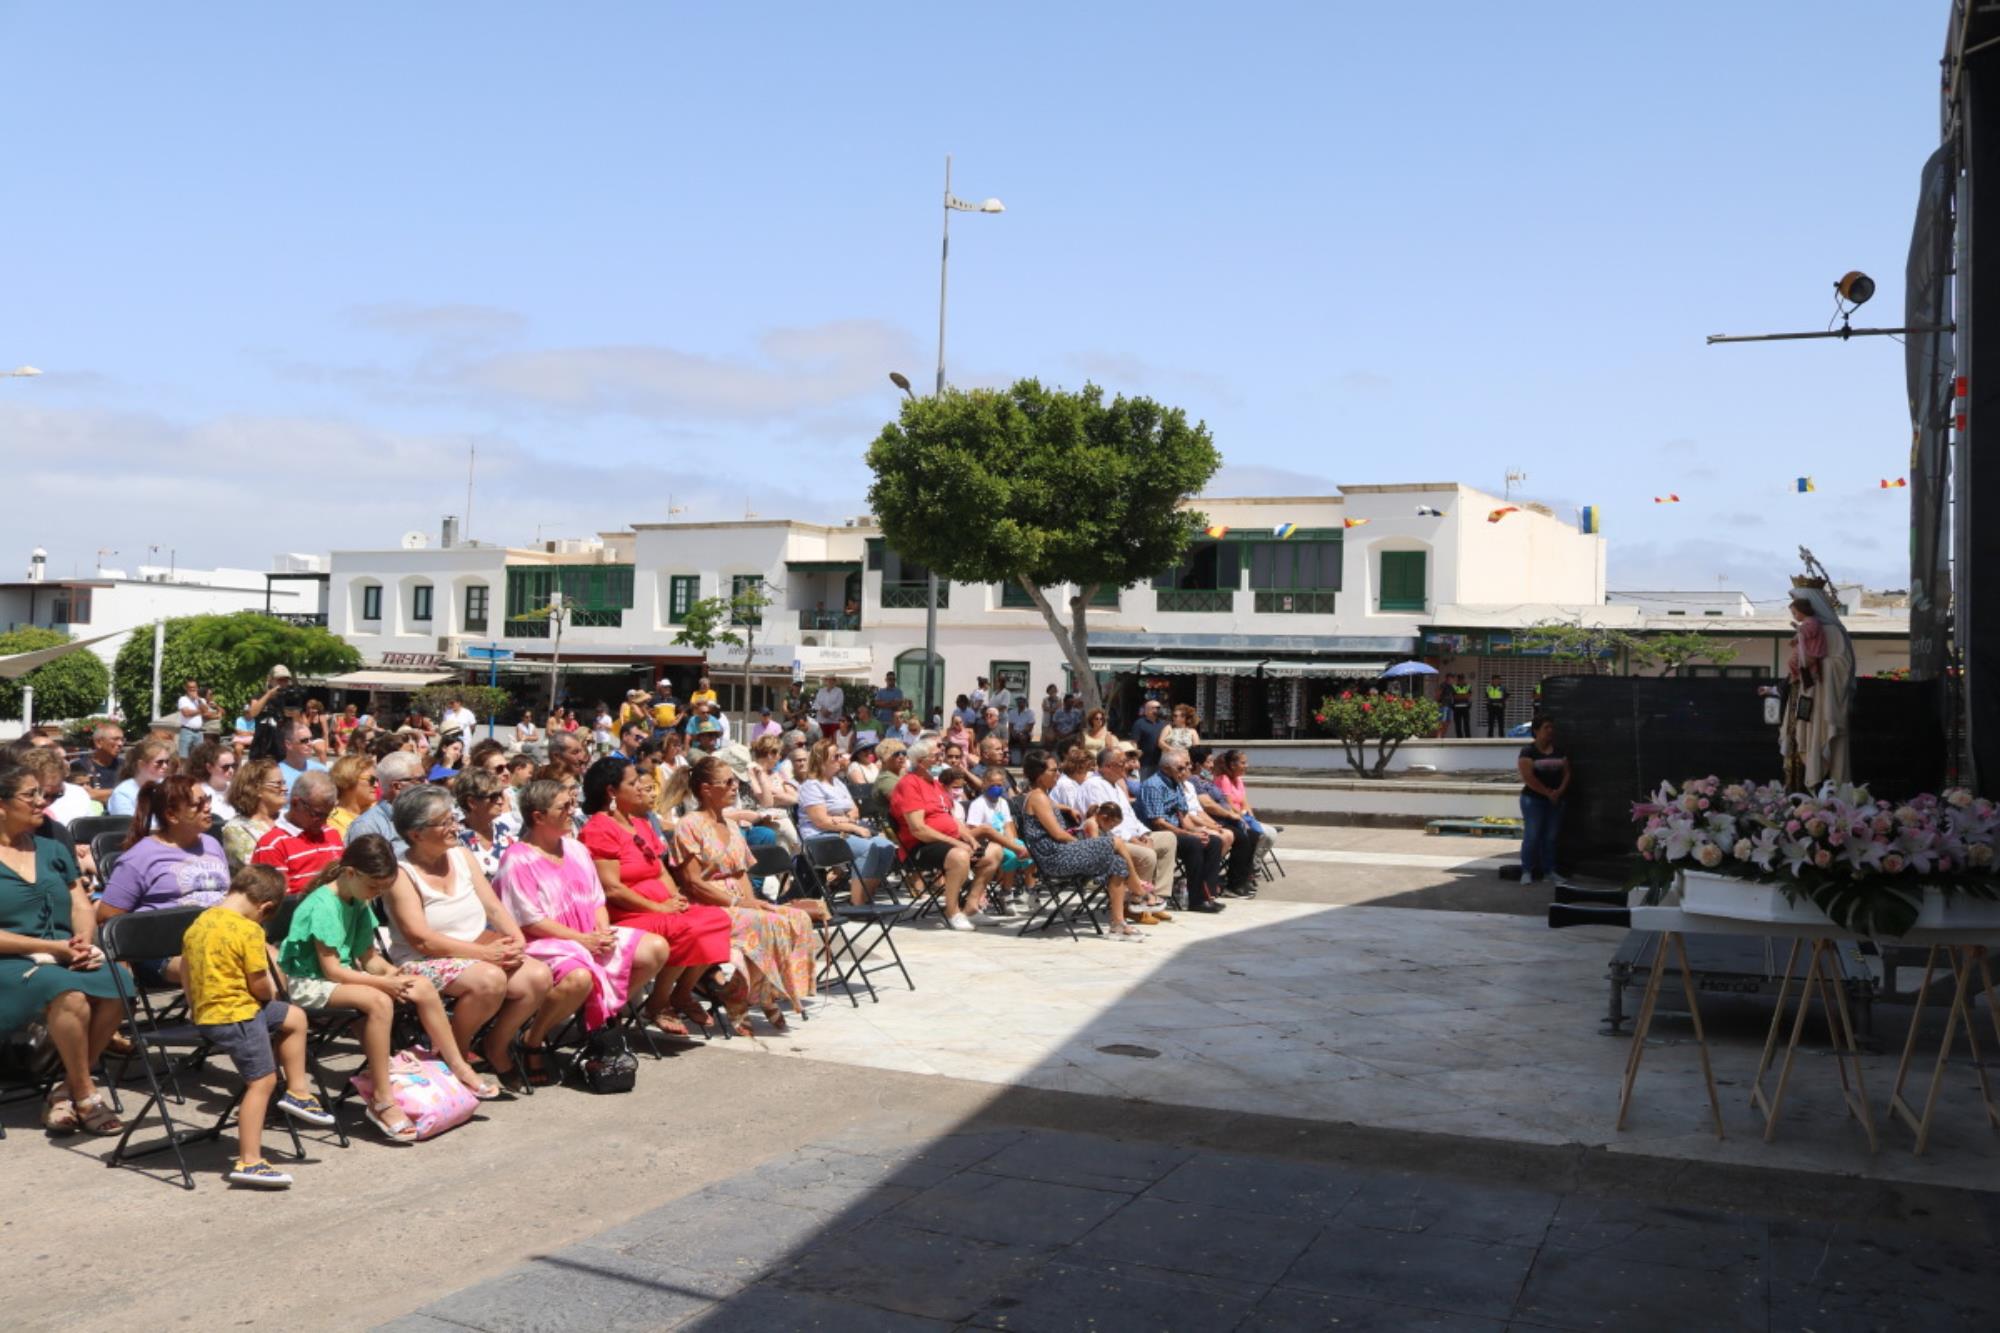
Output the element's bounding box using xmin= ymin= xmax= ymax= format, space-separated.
xmin=327 ymin=753 xmax=376 ymax=835
xmin=221 ymin=758 xmax=287 ymax=870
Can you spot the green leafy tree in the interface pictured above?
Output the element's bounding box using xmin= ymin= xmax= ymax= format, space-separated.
xmin=866 ymin=379 xmax=1221 ymax=712
xmin=671 ymin=580 xmax=774 ymax=732
xmin=410 ymin=684 xmax=513 ymax=725
xmin=1635 ymin=630 xmax=1739 ymax=675
xmin=111 ymin=613 xmax=360 ymax=722
xmin=1314 ymin=690 xmax=1444 ymax=778
xmin=1512 ymin=620 xmax=1637 ymax=675
xmin=0 ymin=628 xmax=112 ymax=722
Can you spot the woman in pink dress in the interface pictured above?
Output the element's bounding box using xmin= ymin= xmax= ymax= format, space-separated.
xmin=495 ymin=778 xmax=670 ymax=1084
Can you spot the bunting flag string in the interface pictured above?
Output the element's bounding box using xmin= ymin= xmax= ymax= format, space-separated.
xmin=1653 ymin=494 xmax=1681 ymax=504
xmin=1579 ymin=505 xmax=1600 ymax=534
xmin=1880 ymin=478 xmax=1907 ymax=489
xmin=1203 ymin=524 xmax=1229 ymax=538
xmin=1271 ymin=523 xmax=1298 ymax=539
xmin=1414 ymin=505 xmax=1446 ymax=517
xmin=1487 ymin=506 xmax=1519 ymax=523
xmin=1795 ymin=477 xmax=1815 ymax=493
xmin=1342 ymin=517 xmax=1370 ymax=528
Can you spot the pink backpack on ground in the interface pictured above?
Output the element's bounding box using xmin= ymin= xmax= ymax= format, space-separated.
xmin=347 ymin=1049 xmax=479 ymax=1140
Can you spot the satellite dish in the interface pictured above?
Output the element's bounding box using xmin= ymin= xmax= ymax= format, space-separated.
xmin=400 ymin=531 xmax=428 ymax=550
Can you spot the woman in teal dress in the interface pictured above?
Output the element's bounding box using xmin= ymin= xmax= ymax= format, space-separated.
xmin=0 ymin=763 xmax=127 ymax=1135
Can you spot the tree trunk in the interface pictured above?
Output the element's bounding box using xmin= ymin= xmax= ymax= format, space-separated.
xmin=1021 ymin=579 xmax=1104 ymax=713
xmin=740 ymin=618 xmax=757 ymax=742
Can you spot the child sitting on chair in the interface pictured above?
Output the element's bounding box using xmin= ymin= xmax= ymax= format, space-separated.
xmin=182 ymin=864 xmax=337 ymax=1188
xmin=277 ymin=834 xmax=501 ymax=1144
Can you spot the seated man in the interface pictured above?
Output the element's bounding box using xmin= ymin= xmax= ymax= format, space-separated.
xmin=889 ymin=739 xmax=1004 ymax=931
xmin=969 ymin=735 xmax=1019 ymax=792
xmin=251 ymin=770 xmax=346 ymax=893
xmin=1134 ymin=749 xmax=1226 ymax=914
xmin=1079 ymin=746 xmax=1176 ymax=910
xmin=276 ymin=722 xmax=330 ymax=795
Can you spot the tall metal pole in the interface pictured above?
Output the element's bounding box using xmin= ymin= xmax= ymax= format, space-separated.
xmin=923 ymin=153 xmax=952 ymax=724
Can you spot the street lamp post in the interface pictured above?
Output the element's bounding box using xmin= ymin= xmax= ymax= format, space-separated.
xmin=918 ymin=154 xmax=1004 ymax=725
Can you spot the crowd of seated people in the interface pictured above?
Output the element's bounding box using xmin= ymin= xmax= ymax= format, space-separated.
xmin=0 ymin=676 xmax=1270 ymax=1187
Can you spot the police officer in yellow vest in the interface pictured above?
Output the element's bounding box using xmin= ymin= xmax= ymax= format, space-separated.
xmin=1485 ymin=675 xmax=1508 ymax=736
xmin=1449 ymin=674 xmax=1472 ymax=738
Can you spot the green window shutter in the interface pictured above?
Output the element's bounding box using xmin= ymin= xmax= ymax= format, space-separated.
xmin=1379 ymin=551 xmax=1427 ymax=611
xmin=1000 ymin=582 xmax=1035 ymax=608
xmin=1090 ymin=583 xmax=1120 ymax=608
xmin=668 ymin=575 xmax=698 ymax=624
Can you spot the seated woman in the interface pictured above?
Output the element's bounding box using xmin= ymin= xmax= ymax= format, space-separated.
xmin=0 ymin=762 xmax=127 ymax=1135
xmin=452 ymin=768 xmax=516 ymax=879
xmin=1021 ymin=750 xmax=1145 ymax=940
xmin=869 ymin=740 xmax=908 ymax=818
xmin=187 ymin=738 xmax=240 ymax=821
xmin=220 ymin=758 xmax=287 ymax=870
xmin=669 ymin=755 xmax=819 ymax=1033
xmin=1162 ymin=704 xmax=1202 ymax=754
xmin=845 ymin=740 xmax=881 ymax=788
xmin=279 ymin=835 xmax=500 ymax=1140
xmin=327 ymin=753 xmax=376 ymax=836
xmin=426 ymin=734 xmax=466 ymax=784
xmin=943 ymin=713 xmax=974 ymax=756
xmin=107 ymin=738 xmax=176 ymax=817
xmin=382 ymin=785 xmax=550 ymax=1093
xmin=1211 ymin=749 xmax=1270 ymax=838
xmin=796 ymin=739 xmax=898 ymax=904
xmin=95 ymin=775 xmax=231 ymax=985
xmin=745 ymin=736 xmax=802 ymax=857
xmin=578 ymin=756 xmax=731 ymax=1036
xmin=496 ymin=779 xmax=668 ymax=1083
xmin=1079 ymin=709 xmax=1117 ymax=761
xmin=513 ymin=708 xmax=541 ymax=749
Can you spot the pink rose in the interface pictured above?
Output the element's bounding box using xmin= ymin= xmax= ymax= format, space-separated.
xmin=1813 ymin=849 xmax=1833 ymax=869
xmin=1786 ymin=820 xmax=1802 ymax=835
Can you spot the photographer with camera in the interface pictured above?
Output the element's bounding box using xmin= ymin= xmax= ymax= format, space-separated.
xmin=245 ymin=665 xmax=307 ymax=768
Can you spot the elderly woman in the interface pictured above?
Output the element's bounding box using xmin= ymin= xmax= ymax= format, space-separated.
xmin=453 ymin=768 xmax=516 ymax=878
xmin=746 ymin=736 xmax=803 ymax=857
xmin=870 ymin=740 xmax=908 ymax=815
xmin=943 ymin=711 xmax=974 ymax=755
xmin=327 ymin=753 xmax=376 ymax=836
xmin=0 ymin=763 xmax=127 ymax=1135
xmin=383 ymin=785 xmax=552 ymax=1092
xmin=1162 ymin=704 xmax=1201 ymax=753
xmin=579 ymin=756 xmax=731 ymax=1036
xmin=221 ymin=758 xmax=287 ymax=870
xmin=798 ymin=739 xmax=899 ymax=903
xmin=495 ymin=780 xmax=670 ymax=1080
xmin=670 ymin=755 xmax=820 ymax=1032
xmin=107 ymin=737 xmax=176 ymax=817
xmin=186 ymin=738 xmax=240 ymax=821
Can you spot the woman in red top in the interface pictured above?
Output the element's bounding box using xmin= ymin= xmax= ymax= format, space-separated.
xmin=579 ymin=756 xmax=731 ymax=1036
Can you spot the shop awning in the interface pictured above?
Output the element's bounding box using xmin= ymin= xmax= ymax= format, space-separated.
xmin=1087 ymin=655 xmax=1148 ymax=673
xmin=320 ymin=669 xmax=462 ymax=691
xmin=1141 ymin=657 xmax=1265 ymax=677
xmin=1258 ymin=660 xmax=1387 ymax=679
xmin=784 ymin=560 xmax=863 ymax=572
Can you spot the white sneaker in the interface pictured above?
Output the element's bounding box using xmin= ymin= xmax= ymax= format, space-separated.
xmin=967 ymin=912 xmax=1002 ymax=927
xmin=946 ymin=913 xmax=976 ymax=932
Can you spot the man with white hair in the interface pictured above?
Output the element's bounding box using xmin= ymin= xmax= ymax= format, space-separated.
xmin=544 ymin=730 xmax=589 ymax=781
xmin=890 ymin=737 xmax=1004 ymax=930
xmin=252 ymin=769 xmax=345 ymax=891
xmin=1081 ymin=745 xmax=1177 ymax=907
xmin=346 ymin=750 xmax=426 ymax=856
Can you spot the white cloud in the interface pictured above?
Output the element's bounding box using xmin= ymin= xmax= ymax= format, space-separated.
xmin=1067 ymin=352 xmax=1239 ymax=405
xmin=346 ymin=303 xmax=529 ymax=342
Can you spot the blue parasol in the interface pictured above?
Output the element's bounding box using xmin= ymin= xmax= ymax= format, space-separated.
xmin=1380 ymin=660 xmax=1438 ymax=678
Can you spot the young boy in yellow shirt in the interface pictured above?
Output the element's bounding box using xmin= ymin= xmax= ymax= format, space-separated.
xmin=181 ymin=864 xmax=336 ymax=1188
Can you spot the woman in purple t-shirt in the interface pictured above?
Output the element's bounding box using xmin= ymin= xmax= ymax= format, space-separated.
xmin=95 ymin=776 xmax=230 ymax=984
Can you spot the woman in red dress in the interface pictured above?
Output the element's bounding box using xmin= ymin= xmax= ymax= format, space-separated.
xmin=579 ymin=756 xmax=731 ymax=1036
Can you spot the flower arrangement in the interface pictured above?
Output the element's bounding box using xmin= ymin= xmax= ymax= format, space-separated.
xmin=1314 ymin=690 xmax=1443 ymax=778
xmin=1631 ymin=776 xmax=2000 ymax=936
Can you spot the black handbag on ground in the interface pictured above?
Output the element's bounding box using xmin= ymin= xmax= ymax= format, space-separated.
xmin=565 ymin=1028 xmax=638 ymax=1094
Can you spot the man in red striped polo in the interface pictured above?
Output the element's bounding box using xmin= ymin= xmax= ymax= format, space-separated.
xmin=252 ymin=770 xmax=345 ymax=892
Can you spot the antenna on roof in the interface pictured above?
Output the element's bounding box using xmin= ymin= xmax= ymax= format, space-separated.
xmin=1503 ymin=469 xmax=1528 ymax=501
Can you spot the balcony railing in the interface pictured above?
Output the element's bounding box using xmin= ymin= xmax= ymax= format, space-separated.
xmin=1155 ymin=588 xmax=1235 ymax=613
xmin=1254 ymin=591 xmax=1337 ymax=615
xmin=798 ymin=609 xmax=862 ymax=631
xmin=570 ymin=608 xmax=624 ymax=629
xmin=272 ymin=612 xmax=328 ymax=628
xmin=881 ymin=582 xmax=948 ymax=609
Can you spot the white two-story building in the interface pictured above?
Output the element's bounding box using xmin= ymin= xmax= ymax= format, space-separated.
xmin=324 ymin=482 xmax=1709 ymax=735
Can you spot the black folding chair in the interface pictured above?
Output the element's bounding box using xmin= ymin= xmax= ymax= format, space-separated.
xmin=90 ymin=831 xmax=128 ymax=884
xmin=1257 ymin=832 xmax=1285 ymax=883
xmin=1015 ymin=855 xmax=1107 ymax=941
xmin=100 ymin=907 xmax=308 ymax=1190
xmin=69 ymin=814 xmax=132 ymax=850
xmin=800 ymin=837 xmax=913 ymax=1005
xmin=748 ymin=841 xmax=794 ymax=901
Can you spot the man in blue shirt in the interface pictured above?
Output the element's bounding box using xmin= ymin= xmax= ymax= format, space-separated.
xmin=871 ymin=672 xmax=906 ymax=731
xmin=276 ymin=722 xmax=329 ymax=795
xmin=346 ymin=751 xmax=425 ymax=856
xmin=1129 ymin=700 xmax=1167 ymax=778
xmin=1135 ymin=748 xmax=1225 ymax=913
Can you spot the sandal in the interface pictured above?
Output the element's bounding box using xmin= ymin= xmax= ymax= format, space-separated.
xmin=1108 ymin=924 xmax=1146 ymax=942
xmin=761 ymin=1006 xmax=790 ymax=1033
xmin=365 ymin=1099 xmax=420 ymax=1145
xmin=518 ymin=1043 xmax=556 ymax=1087
xmin=459 ymin=1074 xmax=503 ymax=1101
xmin=646 ymin=1007 xmax=691 ymax=1037
xmin=42 ymin=1087 xmax=79 ymax=1136
xmin=74 ymin=1092 xmax=124 ymax=1135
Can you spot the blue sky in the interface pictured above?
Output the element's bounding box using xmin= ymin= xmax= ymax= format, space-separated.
xmin=0 ymin=2 xmax=1946 ymax=596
